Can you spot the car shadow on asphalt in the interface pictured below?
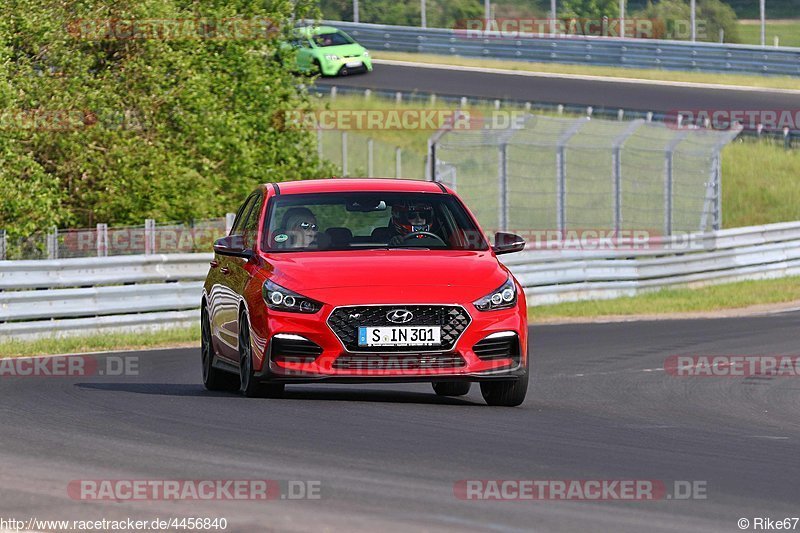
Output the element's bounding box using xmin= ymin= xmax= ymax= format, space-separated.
xmin=74 ymin=382 xmax=484 ymax=405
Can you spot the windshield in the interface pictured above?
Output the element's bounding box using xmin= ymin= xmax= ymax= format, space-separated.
xmin=262 ymin=192 xmax=489 ymax=252
xmin=311 ymin=31 xmax=354 ymax=47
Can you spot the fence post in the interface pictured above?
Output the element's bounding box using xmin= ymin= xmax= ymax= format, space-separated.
xmin=395 ymin=147 xmax=402 ymax=178
xmin=426 ymin=138 xmax=433 ymax=181
xmin=612 ymin=120 xmax=644 ymax=233
xmin=144 ymin=219 xmax=156 ymax=255
xmin=713 ymin=151 xmax=722 ymax=230
xmin=341 ymin=131 xmax=348 ymax=176
xmin=664 ymin=150 xmax=674 ymax=236
xmin=555 ymin=118 xmax=589 ymax=232
xmin=96 ymin=223 xmax=108 ymax=257
xmin=498 ymin=143 xmax=508 ymax=231
xmin=47 ymin=226 xmax=59 ymax=260
xmin=367 ymin=138 xmax=374 ymax=177
xmin=225 ymin=213 xmax=236 ymax=235
xmin=46 ymin=229 xmax=54 ymax=260
xmin=0 ymin=229 xmax=6 ymax=260
xmin=663 ymin=131 xmax=688 ymax=236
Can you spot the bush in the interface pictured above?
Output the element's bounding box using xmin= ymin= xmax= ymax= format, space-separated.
xmin=0 ymin=0 xmax=329 ymax=239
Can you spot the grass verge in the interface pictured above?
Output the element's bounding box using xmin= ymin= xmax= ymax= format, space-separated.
xmin=722 ymin=138 xmax=800 ymax=227
xmin=738 ymin=20 xmax=800 ymax=48
xmin=373 ymin=51 xmax=800 ymax=91
xmin=0 ymin=325 xmax=199 ymax=358
xmin=530 ymin=276 xmax=800 ymax=320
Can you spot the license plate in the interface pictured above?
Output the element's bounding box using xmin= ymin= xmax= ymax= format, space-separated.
xmin=345 ymin=61 xmax=362 ymax=68
xmin=358 ymin=326 xmax=441 ymax=347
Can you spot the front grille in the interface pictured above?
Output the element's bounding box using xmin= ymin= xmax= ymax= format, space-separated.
xmin=333 ymin=354 xmax=466 ymax=370
xmin=473 ymin=334 xmax=520 ymax=361
xmin=327 ymin=305 xmax=471 ymax=353
xmin=271 ymin=335 xmax=323 ymax=363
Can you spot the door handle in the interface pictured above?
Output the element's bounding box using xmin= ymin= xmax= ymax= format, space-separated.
xmin=220 ymin=267 xmax=231 ymax=275
xmin=209 ymin=260 xmax=219 ymax=268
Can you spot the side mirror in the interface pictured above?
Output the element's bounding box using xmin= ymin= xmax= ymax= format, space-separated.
xmin=213 ymin=235 xmax=254 ymax=259
xmin=492 ymin=232 xmax=525 ymax=255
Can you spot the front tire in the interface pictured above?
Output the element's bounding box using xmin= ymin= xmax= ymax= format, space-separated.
xmin=238 ymin=312 xmax=285 ymax=398
xmin=201 ymin=306 xmax=239 ymax=392
xmin=432 ymin=381 xmax=471 ymax=396
xmin=480 ymin=373 xmax=528 ymax=407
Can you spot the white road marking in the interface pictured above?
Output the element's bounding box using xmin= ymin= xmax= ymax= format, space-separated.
xmin=551 ymin=367 xmax=666 ymax=378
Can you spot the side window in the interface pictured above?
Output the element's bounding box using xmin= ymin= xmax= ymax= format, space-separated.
xmin=230 ymin=194 xmax=258 ymax=236
xmin=242 ymin=195 xmax=265 ymax=250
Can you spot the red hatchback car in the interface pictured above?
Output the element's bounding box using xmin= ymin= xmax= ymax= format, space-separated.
xmin=201 ymin=179 xmax=529 ymax=406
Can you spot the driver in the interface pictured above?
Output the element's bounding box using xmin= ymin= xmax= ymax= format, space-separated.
xmin=388 ymin=202 xmax=435 ymax=246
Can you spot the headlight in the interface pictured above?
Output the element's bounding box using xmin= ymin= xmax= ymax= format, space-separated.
xmin=362 ymin=50 xmax=369 ymax=56
xmin=325 ymin=54 xmax=340 ymax=61
xmin=473 ymin=276 xmax=517 ymax=311
xmin=262 ymin=280 xmax=322 ymax=313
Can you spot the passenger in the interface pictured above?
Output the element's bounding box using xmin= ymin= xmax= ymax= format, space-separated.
xmin=279 ymin=207 xmax=319 ymax=249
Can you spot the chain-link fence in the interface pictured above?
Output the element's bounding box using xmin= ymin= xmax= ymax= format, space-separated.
xmin=317 ymin=129 xmax=429 ymax=180
xmin=0 ymin=216 xmax=234 ymax=261
xmin=432 ymin=114 xmax=741 ymax=236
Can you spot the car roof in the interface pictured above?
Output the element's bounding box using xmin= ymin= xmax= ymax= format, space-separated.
xmin=270 ymin=178 xmax=447 ymax=195
xmin=295 ymin=26 xmax=342 ymax=36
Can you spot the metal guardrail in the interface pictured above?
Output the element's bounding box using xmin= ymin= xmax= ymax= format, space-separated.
xmin=327 ymin=20 xmax=800 ymax=77
xmin=0 ymin=254 xmax=210 ymax=340
xmin=2 ymin=222 xmax=800 ymax=340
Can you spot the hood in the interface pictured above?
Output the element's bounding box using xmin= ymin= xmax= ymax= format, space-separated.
xmin=316 ymin=43 xmax=365 ymax=57
xmin=263 ymin=250 xmax=507 ymax=300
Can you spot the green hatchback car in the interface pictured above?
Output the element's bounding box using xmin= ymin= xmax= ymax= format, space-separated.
xmin=285 ymin=26 xmax=373 ymax=77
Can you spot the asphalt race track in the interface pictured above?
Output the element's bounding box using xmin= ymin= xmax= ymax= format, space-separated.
xmin=317 ymin=62 xmax=800 ymax=114
xmin=2 ymin=313 xmax=799 ymax=532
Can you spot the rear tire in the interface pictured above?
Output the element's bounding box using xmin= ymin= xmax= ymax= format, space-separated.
xmin=239 ymin=312 xmax=285 ymax=398
xmin=480 ymin=373 xmax=528 ymax=407
xmin=432 ymin=381 xmax=471 ymax=396
xmin=201 ymin=306 xmax=239 ymax=392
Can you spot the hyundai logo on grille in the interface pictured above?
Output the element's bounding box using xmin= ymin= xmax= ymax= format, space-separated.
xmin=386 ymin=309 xmax=414 ymax=324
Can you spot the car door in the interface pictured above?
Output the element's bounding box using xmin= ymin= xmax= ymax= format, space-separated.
xmin=210 ymin=193 xmax=259 ymax=361
xmin=296 ymin=38 xmax=314 ymax=71
xmin=228 ymin=192 xmax=265 ymax=364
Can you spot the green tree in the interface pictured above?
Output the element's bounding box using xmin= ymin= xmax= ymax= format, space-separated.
xmin=0 ymin=0 xmax=329 ymax=242
xmin=559 ymin=0 xmax=620 ymax=20
xmin=319 ymin=0 xmax=483 ymax=28
xmin=635 ymin=0 xmax=740 ymax=43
